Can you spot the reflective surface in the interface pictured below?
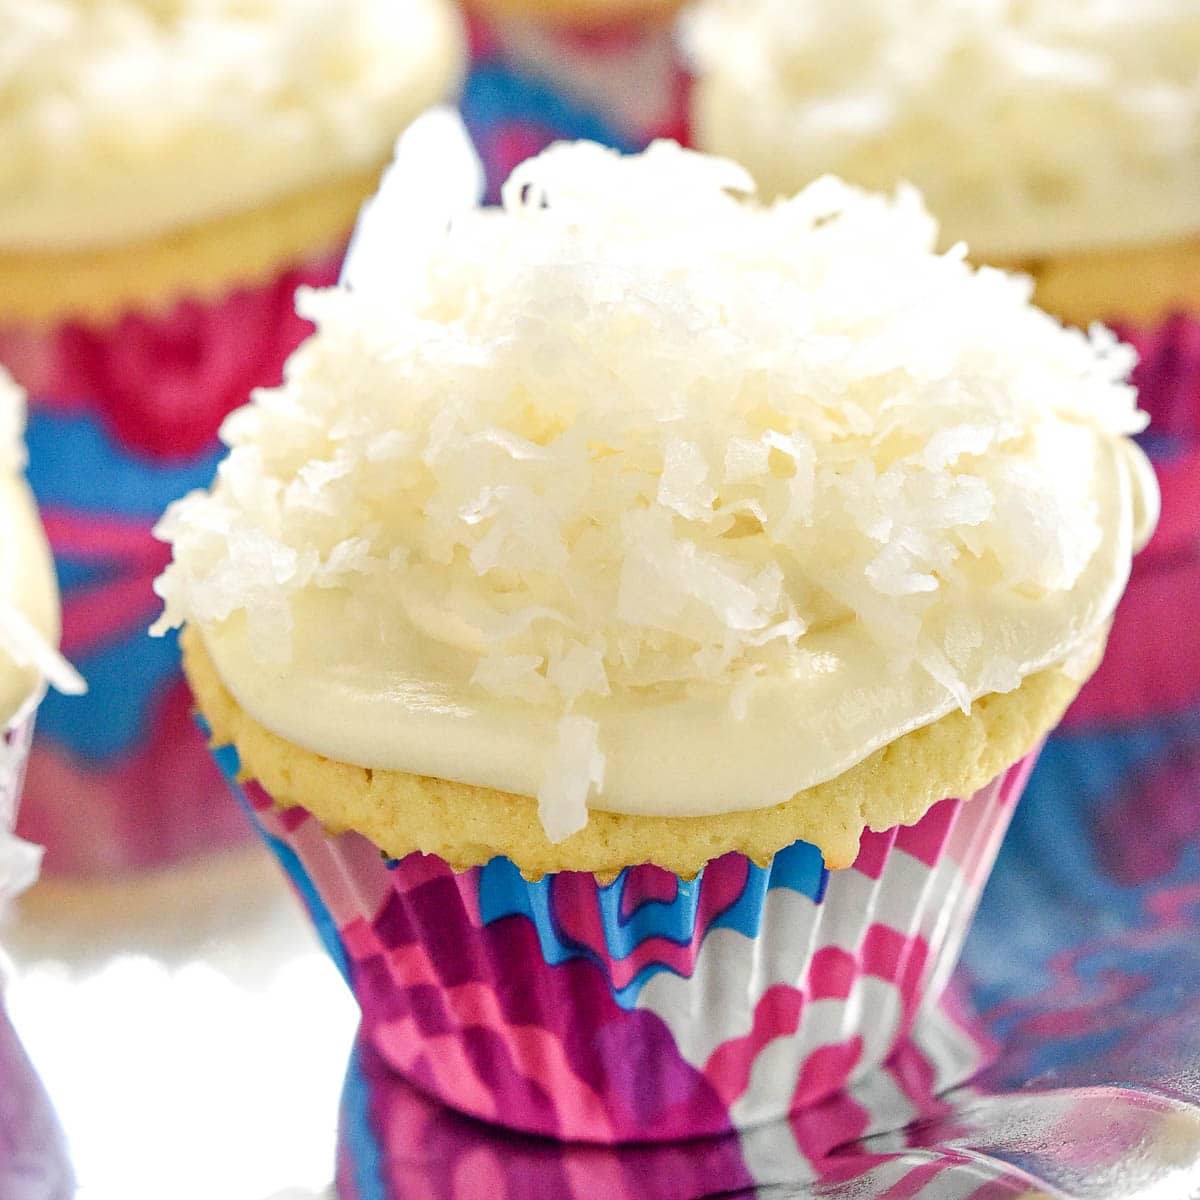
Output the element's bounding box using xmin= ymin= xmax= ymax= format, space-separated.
xmin=5 ymin=847 xmax=354 ymax=1200
xmin=6 ymin=811 xmax=1200 ymax=1200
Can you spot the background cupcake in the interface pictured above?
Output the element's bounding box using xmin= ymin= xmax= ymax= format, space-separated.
xmin=685 ymin=1 xmax=1199 ymax=322
xmin=0 ymin=366 xmax=81 ymax=1200
xmin=684 ymin=0 xmax=1200 ymax=973
xmin=0 ymin=0 xmax=464 ymax=876
xmin=152 ymin=126 xmax=1155 ymax=1176
xmin=461 ymin=0 xmax=689 ymax=195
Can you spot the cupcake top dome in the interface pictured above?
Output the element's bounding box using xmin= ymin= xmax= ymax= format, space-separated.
xmin=0 ymin=0 xmax=464 ymax=252
xmin=0 ymin=369 xmax=81 ymax=723
xmin=154 ymin=128 xmax=1158 ymax=840
xmin=685 ymin=0 xmax=1200 ymax=258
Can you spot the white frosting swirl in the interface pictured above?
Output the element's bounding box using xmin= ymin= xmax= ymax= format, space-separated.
xmin=153 ymin=135 xmax=1158 ymax=840
xmin=685 ymin=0 xmax=1200 ymax=257
xmin=0 ymin=0 xmax=464 ymax=251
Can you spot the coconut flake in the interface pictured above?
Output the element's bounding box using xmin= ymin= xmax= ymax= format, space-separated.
xmin=0 ymin=606 xmax=85 ymax=699
xmin=658 ymin=437 xmax=717 ymax=520
xmin=538 ymin=716 xmax=605 ymax=843
xmin=342 ymin=108 xmax=484 ymax=297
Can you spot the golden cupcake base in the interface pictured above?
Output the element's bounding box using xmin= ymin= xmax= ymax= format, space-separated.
xmin=1000 ymin=233 xmax=1200 ymax=328
xmin=183 ymin=624 xmax=1089 ymax=879
xmin=0 ymin=165 xmax=388 ymax=327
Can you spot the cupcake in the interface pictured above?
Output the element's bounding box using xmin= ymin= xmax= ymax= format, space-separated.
xmin=0 ymin=370 xmax=77 ymax=1197
xmin=0 ymin=367 xmax=82 ymax=793
xmin=153 ymin=127 xmax=1157 ymax=1159
xmin=0 ymin=0 xmax=464 ymax=875
xmin=461 ymin=0 xmax=689 ymax=195
xmin=684 ymin=0 xmax=1200 ymax=327
xmin=685 ymin=0 xmax=1200 ymax=944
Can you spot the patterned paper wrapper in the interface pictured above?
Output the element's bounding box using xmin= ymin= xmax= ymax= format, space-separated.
xmin=461 ymin=10 xmax=690 ymax=199
xmin=331 ymin=998 xmax=1200 ymax=1200
xmin=0 ymin=250 xmax=343 ymax=877
xmin=333 ymin=984 xmax=1004 ymax=1200
xmin=212 ymin=727 xmax=1036 ymax=1155
xmin=0 ymin=696 xmax=75 ymax=1200
xmin=968 ymin=312 xmax=1200 ymax=1015
xmin=1017 ymin=311 xmax=1198 ymax=868
xmin=1057 ymin=312 xmax=1200 ymax=731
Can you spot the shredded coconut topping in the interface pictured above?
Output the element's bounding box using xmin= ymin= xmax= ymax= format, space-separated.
xmin=153 ymin=137 xmax=1147 ymax=836
xmin=0 ymin=0 xmax=463 ymax=249
xmin=685 ymin=0 xmax=1200 ymax=257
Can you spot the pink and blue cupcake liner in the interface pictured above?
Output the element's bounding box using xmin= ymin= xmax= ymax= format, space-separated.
xmin=461 ymin=9 xmax=689 ymax=198
xmin=1 ymin=254 xmax=341 ymax=875
xmin=207 ymin=715 xmax=1036 ymax=1192
xmin=0 ymin=702 xmax=75 ymax=1198
xmin=964 ymin=311 xmax=1200 ymax=1081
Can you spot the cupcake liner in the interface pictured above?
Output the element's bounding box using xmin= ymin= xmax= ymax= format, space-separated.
xmin=0 ymin=700 xmax=76 ymax=1198
xmin=1062 ymin=312 xmax=1200 ymax=730
xmin=462 ymin=11 xmax=689 ymax=198
xmin=213 ymin=728 xmax=1034 ymax=1145
xmin=0 ymin=996 xmax=75 ymax=1200
xmin=334 ymin=978 xmax=996 ymax=1200
xmin=964 ymin=314 xmax=1200 ymax=1030
xmin=1 ymin=251 xmax=341 ymax=876
xmin=0 ymin=696 xmax=39 ymax=898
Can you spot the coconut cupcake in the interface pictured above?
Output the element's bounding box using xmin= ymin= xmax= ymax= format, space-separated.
xmin=154 ymin=129 xmax=1157 ymax=1154
xmin=684 ymin=0 xmax=1200 ymax=329
xmin=0 ymin=371 xmax=77 ymax=1197
xmin=0 ymin=0 xmax=464 ymax=875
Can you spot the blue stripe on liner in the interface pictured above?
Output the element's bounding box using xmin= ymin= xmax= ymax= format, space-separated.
xmin=477 ymin=836 xmax=828 ymax=1008
xmin=462 ymin=63 xmax=638 ymax=150
xmin=339 ymin=1045 xmax=388 ymax=1200
xmin=206 ymin=730 xmax=352 ymax=986
xmin=461 ymin=65 xmax=637 ymax=198
xmin=37 ymin=623 xmax=183 ymax=759
xmin=966 ymin=705 xmax=1200 ymax=1011
xmin=25 ymin=409 xmax=223 ymax=517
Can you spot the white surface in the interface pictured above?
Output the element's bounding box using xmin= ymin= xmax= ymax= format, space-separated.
xmin=3 ymin=846 xmax=357 ymax=1200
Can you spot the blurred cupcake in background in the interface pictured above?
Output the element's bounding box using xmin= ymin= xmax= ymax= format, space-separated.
xmin=0 ymin=366 xmax=82 ymax=848
xmin=0 ymin=0 xmax=464 ymax=876
xmin=685 ymin=0 xmax=1200 ymax=877
xmin=154 ymin=123 xmax=1155 ymax=1175
xmin=0 ymin=370 xmax=78 ymax=1200
xmin=0 ymin=384 xmax=77 ymax=1196
xmin=684 ymin=0 xmax=1200 ymax=327
xmin=461 ymin=0 xmax=689 ymax=193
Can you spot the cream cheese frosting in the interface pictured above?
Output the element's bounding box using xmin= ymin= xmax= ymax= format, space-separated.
xmin=153 ymin=130 xmax=1159 ymax=841
xmin=0 ymin=369 xmax=81 ymax=725
xmin=0 ymin=0 xmax=464 ymax=252
xmin=684 ymin=0 xmax=1200 ymax=259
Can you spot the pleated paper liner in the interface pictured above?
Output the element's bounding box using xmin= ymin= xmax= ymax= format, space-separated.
xmin=1 ymin=249 xmax=342 ymax=877
xmin=1064 ymin=311 xmax=1200 ymax=730
xmin=216 ymin=731 xmax=1035 ymax=1145
xmin=462 ymin=7 xmax=690 ymax=200
xmin=0 ymin=694 xmax=76 ymax=1196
